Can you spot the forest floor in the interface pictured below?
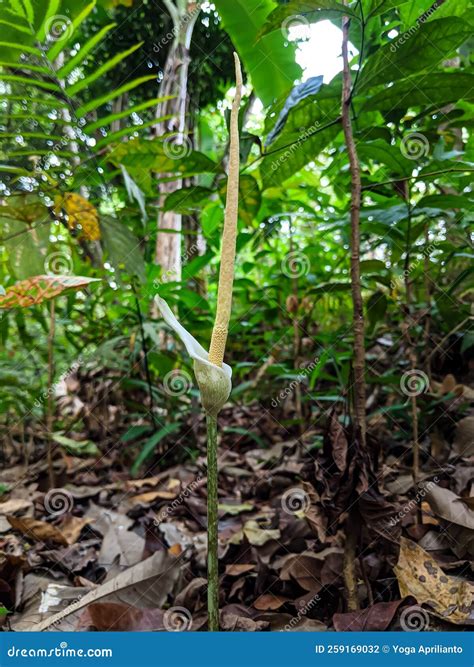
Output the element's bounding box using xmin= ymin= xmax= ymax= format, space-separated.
xmin=0 ymin=360 xmax=473 ymax=632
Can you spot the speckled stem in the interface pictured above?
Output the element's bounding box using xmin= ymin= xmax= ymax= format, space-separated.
xmin=208 ymin=53 xmax=243 ymax=367
xmin=206 ymin=412 xmax=219 ymax=631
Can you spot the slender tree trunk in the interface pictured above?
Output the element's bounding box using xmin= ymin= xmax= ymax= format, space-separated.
xmin=154 ymin=1 xmax=199 ymax=281
xmin=341 ymin=5 xmax=364 ymax=614
xmin=341 ymin=8 xmax=366 ymax=447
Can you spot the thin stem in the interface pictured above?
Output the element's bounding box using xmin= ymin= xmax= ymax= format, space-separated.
xmin=206 ymin=412 xmax=219 ymax=631
xmin=47 ymin=299 xmax=56 ymax=488
xmin=343 ymin=514 xmax=359 ymax=611
xmin=341 ymin=5 xmax=366 ymax=448
xmin=134 ymin=292 xmax=158 ymax=429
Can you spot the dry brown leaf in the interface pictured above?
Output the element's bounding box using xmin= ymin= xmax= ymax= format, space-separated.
xmin=424 ymin=484 xmax=474 ymax=558
xmin=59 ymin=516 xmax=93 ymax=546
xmin=130 ymin=490 xmax=177 ymax=505
xmin=394 ymin=537 xmax=473 ymax=625
xmin=7 ymin=516 xmax=68 ymax=546
xmin=453 ymin=416 xmax=474 ymax=457
xmin=32 ymin=551 xmax=181 ymax=631
xmin=253 ymin=594 xmax=290 ymax=611
xmin=225 ymin=563 xmax=255 ymax=576
xmin=0 ymin=499 xmax=33 ymax=515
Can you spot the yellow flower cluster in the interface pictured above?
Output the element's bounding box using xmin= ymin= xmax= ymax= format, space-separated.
xmin=55 ymin=193 xmax=101 ymax=241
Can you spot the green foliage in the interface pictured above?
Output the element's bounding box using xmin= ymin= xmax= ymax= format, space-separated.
xmin=0 ymin=0 xmax=473 ymax=475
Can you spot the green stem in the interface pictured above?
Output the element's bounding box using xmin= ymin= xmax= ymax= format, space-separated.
xmin=206 ymin=412 xmax=219 ymax=631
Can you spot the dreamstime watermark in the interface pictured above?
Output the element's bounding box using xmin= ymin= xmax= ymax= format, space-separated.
xmin=270 ymin=122 xmax=320 ymax=173
xmin=163 ymin=134 xmax=193 ymax=160
xmin=44 ymin=489 xmax=73 ymax=516
xmin=281 ymin=487 xmax=311 ymax=515
xmin=390 ymin=0 xmax=443 ymax=52
xmin=281 ymin=250 xmax=310 ymax=278
xmin=7 ymin=642 xmax=111 ymax=658
xmin=281 ymin=593 xmax=321 ymax=631
xmin=383 ymin=478 xmax=439 ymax=531
xmin=390 ymin=240 xmax=438 ymax=291
xmin=400 ymin=132 xmax=429 ymax=160
xmin=281 ymin=15 xmax=311 ymax=40
xmin=153 ymin=243 xmax=200 ymax=287
xmin=44 ymin=15 xmax=73 ymax=42
xmin=34 ymin=356 xmax=85 ymax=409
xmin=154 ymin=474 xmax=203 ymax=524
xmin=153 ymin=4 xmax=202 ymax=53
xmin=271 ymin=356 xmax=321 ymax=408
xmin=162 ymin=369 xmax=193 ymax=396
xmin=400 ymin=369 xmax=430 ymax=397
xmin=400 ymin=605 xmax=430 ymax=631
xmin=44 ymin=250 xmax=74 ymax=275
xmin=163 ymin=606 xmax=193 ymax=631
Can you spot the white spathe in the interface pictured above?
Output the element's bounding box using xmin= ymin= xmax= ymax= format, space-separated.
xmin=155 ymin=296 xmax=232 ymax=417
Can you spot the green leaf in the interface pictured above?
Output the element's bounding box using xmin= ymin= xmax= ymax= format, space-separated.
xmin=99 ymin=216 xmax=146 ymax=282
xmin=0 ymin=73 xmax=61 ymax=93
xmin=219 ymin=174 xmax=261 ymax=224
xmin=131 ymin=423 xmax=181 ymax=476
xmin=66 ymin=42 xmax=144 ymax=96
xmin=260 ymin=0 xmax=358 ymax=38
xmin=260 ymin=86 xmax=341 ymax=187
xmin=36 ymin=0 xmax=61 ymax=42
xmin=84 ymin=97 xmax=172 ymax=133
xmin=77 ymin=75 xmax=156 ymax=116
xmin=46 ymin=0 xmax=96 ymax=62
xmin=52 ymin=432 xmax=100 ymax=457
xmin=213 ymin=0 xmax=302 ymax=107
xmin=0 ymin=41 xmax=42 ymax=56
xmin=56 ymin=23 xmax=117 ymax=79
xmin=94 ymin=119 xmax=159 ymax=151
xmin=363 ymin=73 xmax=474 ymax=112
xmin=120 ymin=424 xmax=153 ymax=443
xmin=360 ymin=259 xmax=389 ymax=274
xmin=310 ymin=281 xmax=352 ymax=295
xmin=366 ymin=291 xmax=388 ymax=333
xmin=415 ymin=194 xmax=474 ymax=211
xmin=164 ymin=186 xmax=213 ymax=215
xmin=357 ymin=139 xmax=414 ymax=175
xmin=360 ymin=18 xmax=473 ymax=89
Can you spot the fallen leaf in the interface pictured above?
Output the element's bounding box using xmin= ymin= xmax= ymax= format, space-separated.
xmin=218 ymin=502 xmax=254 ymax=515
xmin=394 ymin=537 xmax=473 ymax=625
xmin=0 ymin=499 xmax=33 ymax=515
xmin=130 ymin=490 xmax=177 ymax=505
xmin=453 ymin=417 xmax=474 ymax=457
xmin=32 ymin=551 xmax=181 ymax=631
xmin=333 ymin=599 xmax=408 ymax=631
xmin=424 ymin=484 xmax=474 ymax=558
xmin=242 ymin=520 xmax=280 ymax=546
xmin=225 ymin=564 xmax=255 ymax=576
xmin=78 ymin=602 xmax=164 ymax=631
xmin=7 ymin=517 xmax=68 ymax=546
xmin=59 ymin=516 xmax=93 ymax=546
xmin=253 ymin=594 xmax=289 ymax=611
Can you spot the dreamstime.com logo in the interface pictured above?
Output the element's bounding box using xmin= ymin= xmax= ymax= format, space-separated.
xmin=271 ymin=356 xmax=321 ymax=407
xmin=6 ymin=642 xmax=112 ymax=658
xmin=270 ymin=121 xmax=320 ymax=172
xmin=154 ymin=474 xmax=203 ymax=524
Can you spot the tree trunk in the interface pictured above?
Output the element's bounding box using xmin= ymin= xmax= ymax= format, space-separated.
xmin=341 ymin=8 xmax=366 ymax=447
xmin=154 ymin=0 xmax=199 ymax=281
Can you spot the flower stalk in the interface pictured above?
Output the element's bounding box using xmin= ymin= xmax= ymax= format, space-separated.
xmin=208 ymin=52 xmax=242 ymax=368
xmin=155 ymin=52 xmax=242 ymax=631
